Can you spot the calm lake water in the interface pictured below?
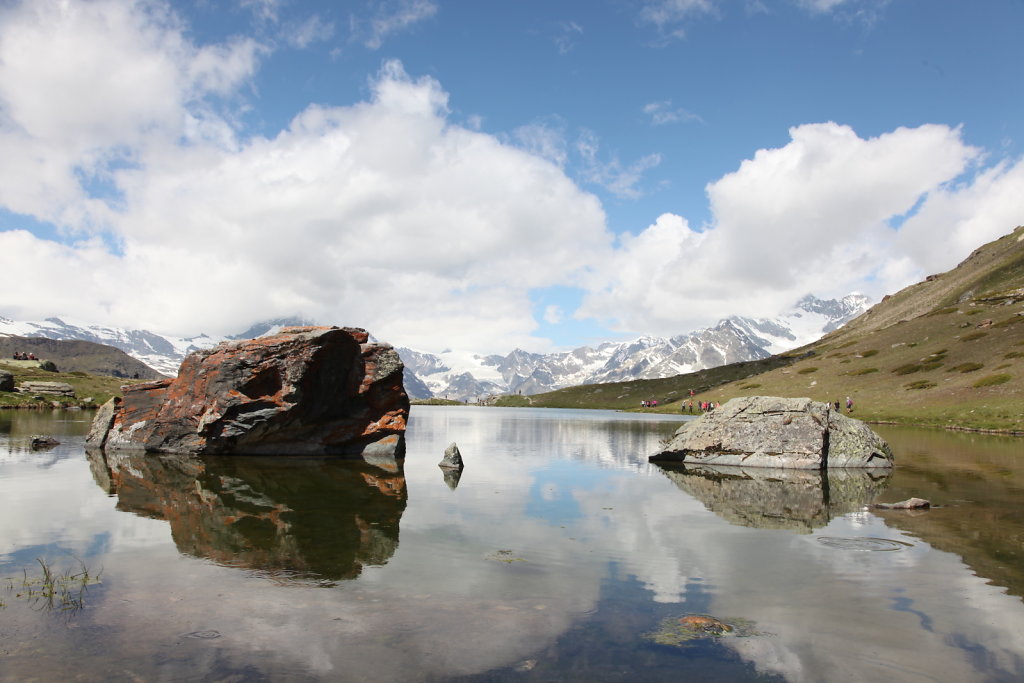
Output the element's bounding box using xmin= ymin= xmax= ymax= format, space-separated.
xmin=1 ymin=406 xmax=1023 ymax=682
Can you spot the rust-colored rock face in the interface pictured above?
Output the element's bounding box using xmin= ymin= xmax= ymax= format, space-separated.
xmin=87 ymin=326 xmax=409 ymax=459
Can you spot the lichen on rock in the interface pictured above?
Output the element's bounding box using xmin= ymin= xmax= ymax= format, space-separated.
xmin=86 ymin=326 xmax=409 ymax=461
xmin=650 ymin=396 xmax=892 ymax=469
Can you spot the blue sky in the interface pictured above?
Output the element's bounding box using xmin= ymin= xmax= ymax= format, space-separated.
xmin=0 ymin=0 xmax=1021 ymax=355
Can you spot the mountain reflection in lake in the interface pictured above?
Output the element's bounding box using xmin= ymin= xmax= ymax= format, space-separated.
xmin=1 ymin=406 xmax=1023 ymax=682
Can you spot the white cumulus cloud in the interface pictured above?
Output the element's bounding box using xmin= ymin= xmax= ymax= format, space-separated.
xmin=578 ymin=122 xmax=1017 ymax=336
xmin=0 ymin=0 xmax=611 ymax=354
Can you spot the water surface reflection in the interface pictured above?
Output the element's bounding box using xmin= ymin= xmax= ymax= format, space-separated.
xmin=87 ymin=449 xmax=406 ymax=580
xmin=655 ymin=463 xmax=891 ymax=531
xmin=1 ymin=408 xmax=1023 ymax=682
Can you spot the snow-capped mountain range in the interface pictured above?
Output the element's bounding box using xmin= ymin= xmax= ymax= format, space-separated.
xmin=0 ymin=294 xmax=870 ymax=401
xmin=399 ymin=294 xmax=870 ymax=400
xmin=0 ymin=316 xmax=313 ymax=376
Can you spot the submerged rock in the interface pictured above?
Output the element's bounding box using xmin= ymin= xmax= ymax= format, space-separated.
xmin=650 ymin=396 xmax=892 ymax=469
xmin=644 ymin=614 xmax=764 ymax=647
xmin=30 ymin=435 xmax=60 ymax=449
xmin=86 ymin=326 xmax=409 ymax=461
xmin=873 ymin=497 xmax=931 ymax=510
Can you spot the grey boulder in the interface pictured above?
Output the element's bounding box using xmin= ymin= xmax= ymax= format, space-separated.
xmin=650 ymin=396 xmax=892 ymax=469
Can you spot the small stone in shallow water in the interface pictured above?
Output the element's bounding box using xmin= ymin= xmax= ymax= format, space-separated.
xmin=816 ymin=536 xmax=913 ymax=551
xmin=515 ymin=660 xmax=537 ymax=672
xmin=30 ymin=436 xmax=60 ymax=449
xmin=182 ymin=630 xmax=221 ymax=639
xmin=872 ymin=497 xmax=931 ymax=510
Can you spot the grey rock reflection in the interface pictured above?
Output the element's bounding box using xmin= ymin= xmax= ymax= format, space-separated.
xmin=87 ymin=449 xmax=406 ymax=580
xmin=441 ymin=467 xmax=462 ymax=490
xmin=655 ymin=463 xmax=891 ymax=532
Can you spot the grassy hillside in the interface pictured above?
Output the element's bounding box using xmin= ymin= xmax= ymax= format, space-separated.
xmin=0 ymin=336 xmax=164 ymax=379
xmin=0 ymin=359 xmax=148 ymax=409
xmin=498 ymin=226 xmax=1024 ymax=433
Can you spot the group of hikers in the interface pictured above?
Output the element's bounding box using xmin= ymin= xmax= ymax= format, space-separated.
xmin=10 ymin=351 xmax=38 ymax=361
xmin=640 ymin=392 xmax=854 ymax=414
xmin=640 ymin=397 xmax=721 ymax=412
xmin=684 ymin=400 xmax=719 ymax=413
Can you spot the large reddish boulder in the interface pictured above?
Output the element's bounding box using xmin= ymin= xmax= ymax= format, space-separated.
xmin=87 ymin=326 xmax=409 ymax=460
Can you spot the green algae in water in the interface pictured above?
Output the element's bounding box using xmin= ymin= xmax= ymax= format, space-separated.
xmin=644 ymin=614 xmax=764 ymax=647
xmin=486 ymin=549 xmax=527 ymax=563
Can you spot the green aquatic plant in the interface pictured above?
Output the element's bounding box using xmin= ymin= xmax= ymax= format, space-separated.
xmin=644 ymin=614 xmax=764 ymax=647
xmin=3 ymin=558 xmax=102 ymax=613
xmin=486 ymin=549 xmax=527 ymax=563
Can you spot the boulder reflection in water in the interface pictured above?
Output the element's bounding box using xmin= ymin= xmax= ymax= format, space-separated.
xmin=87 ymin=449 xmax=406 ymax=580
xmin=654 ymin=463 xmax=891 ymax=532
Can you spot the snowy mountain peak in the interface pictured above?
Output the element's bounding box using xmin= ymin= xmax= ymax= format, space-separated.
xmin=1 ymin=293 xmax=870 ymax=401
xmin=396 ymin=293 xmax=871 ymax=400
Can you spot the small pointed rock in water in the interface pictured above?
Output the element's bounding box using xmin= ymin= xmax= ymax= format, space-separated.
xmin=439 ymin=442 xmax=465 ymax=470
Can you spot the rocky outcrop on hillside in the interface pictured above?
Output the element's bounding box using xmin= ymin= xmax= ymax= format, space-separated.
xmin=19 ymin=381 xmax=75 ymax=397
xmin=87 ymin=326 xmax=409 ymax=460
xmin=650 ymin=396 xmax=893 ymax=469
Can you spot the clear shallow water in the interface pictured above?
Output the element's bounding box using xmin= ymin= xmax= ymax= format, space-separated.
xmin=1 ymin=406 xmax=1023 ymax=682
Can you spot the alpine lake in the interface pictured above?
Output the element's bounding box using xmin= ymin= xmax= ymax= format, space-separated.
xmin=2 ymin=405 xmax=1023 ymax=682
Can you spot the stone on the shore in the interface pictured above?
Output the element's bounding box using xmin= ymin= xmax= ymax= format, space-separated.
xmin=438 ymin=442 xmax=465 ymax=470
xmin=86 ymin=326 xmax=409 ymax=460
xmin=650 ymin=396 xmax=892 ymax=469
xmin=0 ymin=370 xmax=13 ymax=392
xmin=19 ymin=381 xmax=75 ymax=397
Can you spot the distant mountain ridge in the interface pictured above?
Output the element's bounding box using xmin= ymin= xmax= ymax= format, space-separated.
xmin=398 ymin=294 xmax=870 ymax=400
xmin=0 ymin=335 xmax=162 ymax=380
xmin=0 ymin=295 xmax=869 ymax=398
xmin=0 ymin=316 xmax=314 ymax=376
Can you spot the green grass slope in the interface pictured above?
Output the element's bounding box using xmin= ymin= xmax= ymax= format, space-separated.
xmin=499 ymin=226 xmax=1024 ymax=433
xmin=0 ymin=336 xmax=164 ymax=379
xmin=0 ymin=360 xmax=148 ymax=409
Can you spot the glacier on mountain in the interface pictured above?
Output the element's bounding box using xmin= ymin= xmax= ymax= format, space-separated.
xmin=1 ymin=295 xmax=869 ymax=401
